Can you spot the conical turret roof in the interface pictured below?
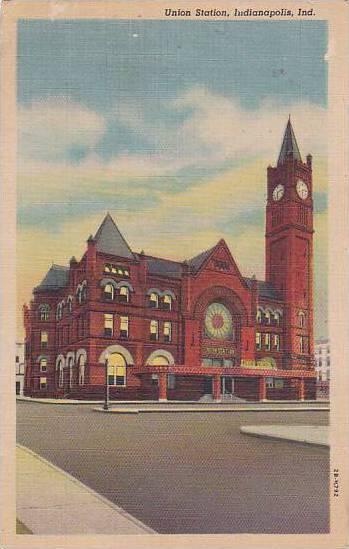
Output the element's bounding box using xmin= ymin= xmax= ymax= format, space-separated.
xmin=94 ymin=213 xmax=135 ymax=259
xmin=277 ymin=118 xmax=302 ymax=165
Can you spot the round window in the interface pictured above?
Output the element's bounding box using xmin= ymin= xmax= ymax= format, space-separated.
xmin=204 ymin=303 xmax=233 ymax=340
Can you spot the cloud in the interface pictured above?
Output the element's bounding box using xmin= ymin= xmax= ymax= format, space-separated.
xmin=18 ymin=97 xmax=106 ymax=162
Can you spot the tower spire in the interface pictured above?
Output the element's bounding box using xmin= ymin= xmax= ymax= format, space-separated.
xmin=277 ymin=118 xmax=302 ymax=165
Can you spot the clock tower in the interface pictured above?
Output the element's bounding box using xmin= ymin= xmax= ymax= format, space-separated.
xmin=265 ymin=118 xmax=314 ymax=370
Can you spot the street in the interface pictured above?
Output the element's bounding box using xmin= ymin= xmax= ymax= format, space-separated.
xmin=16 ymin=401 xmax=329 ymax=534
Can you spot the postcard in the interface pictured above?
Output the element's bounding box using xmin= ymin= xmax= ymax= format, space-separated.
xmin=0 ymin=1 xmax=348 ymax=548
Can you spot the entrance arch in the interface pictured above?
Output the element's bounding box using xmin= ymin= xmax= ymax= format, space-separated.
xmin=146 ymin=349 xmax=175 ymax=366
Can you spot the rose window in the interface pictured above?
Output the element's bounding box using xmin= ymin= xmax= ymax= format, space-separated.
xmin=204 ymin=302 xmax=233 ymax=340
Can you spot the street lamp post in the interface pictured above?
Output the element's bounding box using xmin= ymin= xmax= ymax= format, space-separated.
xmin=104 ymin=352 xmax=109 ymax=411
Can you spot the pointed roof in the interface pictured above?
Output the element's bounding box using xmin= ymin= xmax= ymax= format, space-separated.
xmin=35 ymin=264 xmax=69 ymax=292
xmin=94 ymin=213 xmax=135 ymax=259
xmin=277 ymin=118 xmax=302 ymax=165
xmin=188 ymin=244 xmax=217 ymax=273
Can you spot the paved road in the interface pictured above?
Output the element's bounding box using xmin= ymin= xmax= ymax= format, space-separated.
xmin=16 ymin=402 xmax=329 ymax=534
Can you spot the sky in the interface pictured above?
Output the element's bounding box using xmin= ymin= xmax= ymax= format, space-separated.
xmin=17 ymin=19 xmax=328 ymax=339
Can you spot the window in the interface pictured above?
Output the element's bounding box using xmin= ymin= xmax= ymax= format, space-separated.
xmin=104 ymin=263 xmax=130 ymax=277
xmin=58 ymin=363 xmax=64 ymax=387
xmin=56 ymin=303 xmax=63 ymax=320
xmin=274 ymin=311 xmax=281 ymax=325
xmin=274 ymin=379 xmax=284 ymax=389
xmin=273 ymin=334 xmax=280 ymax=351
xmin=265 ymin=333 xmax=271 ymax=351
xmin=81 ymin=284 xmax=87 ymax=302
xmin=164 ymin=321 xmax=172 ymax=343
xmin=119 ymin=286 xmax=129 ymax=303
xmin=150 ymin=320 xmax=159 ymax=341
xmin=39 ymin=304 xmax=50 ymax=321
xmin=256 ymin=332 xmax=262 ymax=351
xmin=298 ymin=311 xmax=306 ymax=328
xmin=120 ymin=316 xmax=129 ymax=338
xmin=256 ymin=309 xmax=262 ymax=324
xmin=67 ymin=297 xmax=73 ymax=314
xmin=300 ymin=336 xmax=307 ymax=353
xmin=264 ymin=310 xmax=271 ymax=325
xmin=151 ymin=374 xmax=159 ymax=386
xmin=107 ymin=363 xmax=126 ymax=387
xmin=40 ymin=357 xmax=48 ymax=372
xmin=163 ymin=294 xmax=172 ymax=311
xmin=16 ymin=355 xmax=19 ymax=363
xmin=78 ymin=355 xmax=85 ymax=386
xmin=104 ymin=283 xmax=114 ymax=301
xmin=40 ymin=377 xmax=47 ymax=390
xmin=149 ymin=293 xmax=159 ymax=308
xmin=40 ymin=331 xmax=48 ymax=349
xmin=104 ymin=314 xmax=113 ymax=337
xmin=167 ymin=374 xmax=176 ymax=389
xmin=266 ymin=377 xmax=273 ymax=389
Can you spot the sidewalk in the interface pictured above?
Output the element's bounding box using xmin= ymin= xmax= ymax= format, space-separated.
xmin=240 ymin=424 xmax=329 ymax=447
xmin=17 ymin=395 xmax=329 ymax=407
xmin=17 ymin=445 xmax=155 ymax=535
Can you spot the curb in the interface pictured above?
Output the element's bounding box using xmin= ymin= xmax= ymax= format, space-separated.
xmin=17 ymin=396 xmax=330 ymax=406
xmin=240 ymin=426 xmax=329 ymax=448
xmin=93 ymin=406 xmax=329 ymax=414
xmin=17 ymin=444 xmax=156 ymax=534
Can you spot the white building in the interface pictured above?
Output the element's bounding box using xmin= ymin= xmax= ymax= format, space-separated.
xmin=16 ymin=342 xmax=25 ymax=395
xmin=314 ymin=338 xmax=330 ymax=398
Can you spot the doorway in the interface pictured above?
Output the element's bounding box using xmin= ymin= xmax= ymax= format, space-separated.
xmin=203 ymin=377 xmax=213 ymax=394
xmin=221 ymin=376 xmax=234 ymax=397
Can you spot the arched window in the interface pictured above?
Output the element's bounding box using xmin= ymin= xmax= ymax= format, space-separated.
xmin=119 ymin=286 xmax=129 ymax=303
xmin=298 ymin=311 xmax=306 ymax=328
xmin=78 ymin=355 xmax=86 ymax=386
xmin=264 ymin=310 xmax=271 ymax=325
xmin=107 ymin=353 xmax=126 ymax=386
xmin=256 ymin=309 xmax=262 ymax=324
xmin=80 ymin=282 xmax=87 ymax=303
xmin=104 ymin=283 xmax=114 ymax=301
xmin=56 ymin=303 xmax=63 ymax=320
xmin=39 ymin=357 xmax=48 ymax=372
xmin=68 ymin=356 xmax=74 ymax=388
xmin=58 ymin=361 xmax=64 ymax=388
xmin=67 ymin=296 xmax=73 ymax=313
xmin=149 ymin=292 xmax=159 ymax=308
xmin=274 ymin=311 xmax=281 ymax=325
xmin=163 ymin=294 xmax=172 ymax=311
xmin=39 ymin=304 xmax=50 ymax=321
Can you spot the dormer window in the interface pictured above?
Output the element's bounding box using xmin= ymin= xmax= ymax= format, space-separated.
xmin=149 ymin=293 xmax=159 ymax=309
xmin=104 ymin=263 xmax=130 ymax=278
xmin=163 ymin=294 xmax=172 ymax=311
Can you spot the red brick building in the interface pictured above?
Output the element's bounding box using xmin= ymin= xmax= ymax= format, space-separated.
xmin=23 ymin=120 xmax=317 ymax=401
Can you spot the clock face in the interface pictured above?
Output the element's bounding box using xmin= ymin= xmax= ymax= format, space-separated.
xmin=204 ymin=303 xmax=233 ymax=340
xmin=296 ymin=179 xmax=309 ymax=200
xmin=272 ymin=184 xmax=284 ymax=202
